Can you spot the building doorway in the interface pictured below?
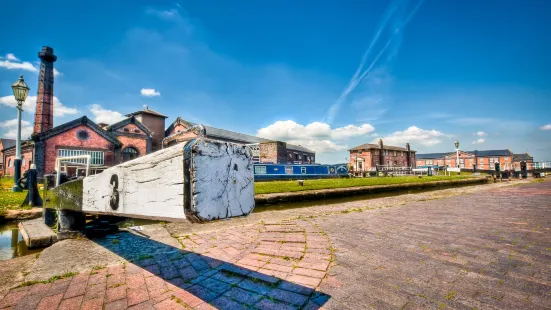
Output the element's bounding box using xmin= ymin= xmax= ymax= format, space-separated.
xmin=122 ymin=147 xmax=139 ymax=162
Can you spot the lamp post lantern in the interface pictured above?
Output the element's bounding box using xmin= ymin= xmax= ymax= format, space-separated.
xmin=11 ymin=75 xmax=30 ymax=192
xmin=454 ymin=140 xmax=460 ymax=169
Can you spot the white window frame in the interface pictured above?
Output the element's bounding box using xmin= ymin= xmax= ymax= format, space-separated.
xmin=301 ymin=167 xmax=307 ymax=174
xmin=254 ymin=166 xmax=267 ymax=174
xmin=58 ymin=149 xmax=105 ymax=166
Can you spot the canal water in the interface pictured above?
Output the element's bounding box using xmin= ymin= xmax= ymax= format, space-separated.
xmin=0 ymin=222 xmax=42 ymax=261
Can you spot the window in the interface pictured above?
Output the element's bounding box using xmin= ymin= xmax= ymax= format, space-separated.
xmin=254 ymin=166 xmax=267 ymax=174
xmin=122 ymin=147 xmax=139 ymax=162
xmin=285 ymin=166 xmax=293 ymax=174
xmin=294 ymin=153 xmax=299 ymax=161
xmin=77 ymin=130 xmax=90 ymax=141
xmin=7 ymin=159 xmax=11 ymax=167
xmin=460 ymin=158 xmax=465 ymax=168
xmin=426 ymin=160 xmax=433 ymax=165
xmin=504 ymin=157 xmax=509 ymax=161
xmin=22 ymin=158 xmax=25 ymax=166
xmin=58 ymin=149 xmax=104 ymax=166
xmin=393 ymin=151 xmax=397 ymax=156
xmin=123 ymin=128 xmax=130 ymax=132
xmin=134 ymin=129 xmax=140 ymax=133
xmin=301 ymin=167 xmax=307 ymax=174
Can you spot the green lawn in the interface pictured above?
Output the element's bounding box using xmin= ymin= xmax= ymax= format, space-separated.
xmin=254 ymin=175 xmax=476 ymax=195
xmin=0 ymin=177 xmax=31 ymax=215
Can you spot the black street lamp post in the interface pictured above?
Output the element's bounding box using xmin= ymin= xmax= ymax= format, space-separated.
xmin=11 ymin=75 xmax=30 ymax=192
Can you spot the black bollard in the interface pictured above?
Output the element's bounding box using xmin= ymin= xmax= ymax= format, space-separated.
xmin=20 ymin=166 xmax=43 ymax=207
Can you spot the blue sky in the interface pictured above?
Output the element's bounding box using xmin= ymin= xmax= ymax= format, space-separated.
xmin=1 ymin=0 xmax=550 ymax=163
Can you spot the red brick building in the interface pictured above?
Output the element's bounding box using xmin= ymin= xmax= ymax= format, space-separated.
xmin=0 ymin=46 xmax=315 ymax=177
xmin=348 ymin=139 xmax=416 ymax=172
xmin=416 ymin=150 xmax=534 ymax=171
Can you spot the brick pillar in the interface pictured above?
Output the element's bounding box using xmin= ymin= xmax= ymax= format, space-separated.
xmin=405 ymin=143 xmax=411 ymax=167
xmin=378 ymin=139 xmax=384 ymax=166
xmin=34 ymin=46 xmax=57 ymax=135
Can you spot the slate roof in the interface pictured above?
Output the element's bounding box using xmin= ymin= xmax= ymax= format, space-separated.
xmin=106 ymin=116 xmax=153 ymax=136
xmin=348 ymin=143 xmax=415 ymax=152
xmin=169 ymin=117 xmax=315 ymax=154
xmin=416 ymin=153 xmax=451 ymax=159
xmin=32 ymin=116 xmax=122 ymax=147
xmin=417 ymin=149 xmax=514 ymax=159
xmin=0 ymin=138 xmax=16 ymax=150
xmin=126 ymin=107 xmax=168 ymax=118
xmin=513 ymin=153 xmax=533 ymax=161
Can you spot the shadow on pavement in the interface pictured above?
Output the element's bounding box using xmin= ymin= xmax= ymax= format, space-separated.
xmin=93 ymin=226 xmax=330 ymax=309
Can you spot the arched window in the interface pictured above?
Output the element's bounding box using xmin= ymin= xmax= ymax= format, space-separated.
xmin=122 ymin=147 xmax=139 ymax=162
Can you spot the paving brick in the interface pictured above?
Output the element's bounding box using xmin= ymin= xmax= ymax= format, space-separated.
xmin=12 ymin=293 xmax=42 ymax=310
xmin=178 ymin=266 xmax=199 ymax=281
xmin=286 ymin=275 xmax=321 ymax=288
xmin=263 ymin=263 xmax=294 ymax=273
xmin=292 ymin=268 xmax=326 ymax=279
xmin=267 ymin=288 xmax=309 ymax=306
xmin=64 ymin=281 xmax=87 ymax=299
xmin=237 ymin=258 xmax=266 ymax=268
xmin=164 ymin=277 xmax=186 ymax=290
xmin=253 ymin=298 xmax=297 ymax=310
xmin=84 ymin=283 xmax=106 ymax=301
xmin=257 ymin=268 xmax=288 ymax=279
xmin=126 ymin=263 xmax=143 ymax=275
xmin=126 ymin=274 xmax=146 ymax=289
xmin=171 ymin=290 xmax=204 ymax=308
xmin=172 ymin=258 xmax=190 ymax=269
xmin=127 ymin=287 xmax=150 ymax=306
xmin=296 ymin=260 xmax=330 ymax=271
xmin=70 ymin=272 xmax=90 ymax=284
xmin=106 ymin=284 xmax=127 ymax=303
xmin=247 ymin=271 xmax=280 ymax=284
xmin=145 ymin=276 xmax=166 ymax=292
xmin=194 ymin=302 xmax=218 ymax=309
xmin=185 ymin=254 xmax=210 ymax=271
xmin=211 ymin=271 xmax=244 ymax=285
xmin=46 ymin=278 xmax=71 ymax=296
xmin=107 ymin=273 xmax=126 ymax=288
xmin=105 ymin=298 xmax=127 ymax=310
xmin=137 ymin=258 xmax=156 ymax=267
xmin=58 ymin=295 xmax=84 ymax=310
xmin=80 ymin=298 xmax=104 ymax=310
xmin=276 ymin=281 xmax=314 ymax=296
xmin=36 ymin=293 xmax=63 ymax=310
xmin=185 ymin=285 xmax=220 ymax=302
xmin=198 ymin=278 xmax=231 ymax=294
xmin=88 ymin=273 xmax=106 ymax=286
xmin=153 ymin=298 xmax=184 ymax=310
xmin=210 ymin=296 xmax=249 ymax=310
xmin=143 ymin=265 xmax=161 ymax=277
xmin=27 ymin=283 xmax=51 ymax=296
xmin=223 ymin=287 xmax=264 ymax=306
xmin=237 ymin=279 xmax=273 ymax=295
xmin=149 ymin=288 xmax=172 ymax=303
xmin=128 ymin=300 xmax=155 ymax=310
xmin=107 ymin=264 xmax=126 ymax=275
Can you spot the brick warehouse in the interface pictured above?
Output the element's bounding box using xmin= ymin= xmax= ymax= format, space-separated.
xmin=1 ymin=47 xmax=315 ymax=177
xmin=348 ymin=139 xmax=417 ymax=172
xmin=416 ymin=150 xmax=534 ymax=171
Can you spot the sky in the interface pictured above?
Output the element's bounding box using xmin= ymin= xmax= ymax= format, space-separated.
xmin=0 ymin=0 xmax=550 ymax=163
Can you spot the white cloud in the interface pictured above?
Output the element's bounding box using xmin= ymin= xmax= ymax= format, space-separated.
xmin=540 ymin=124 xmax=551 ymax=131
xmin=0 ymin=59 xmax=37 ymax=72
xmin=472 ymin=138 xmax=485 ymax=144
xmin=89 ymin=104 xmax=125 ymax=124
xmin=140 ymin=88 xmax=161 ymax=97
xmin=0 ymin=95 xmax=79 ymax=116
xmin=379 ymin=126 xmax=448 ymax=147
xmin=54 ymin=68 xmax=61 ymax=77
xmin=147 ymin=8 xmax=180 ymax=20
xmin=6 ymin=53 xmax=18 ymax=61
xmin=257 ymin=120 xmax=374 ymax=141
xmin=0 ymin=118 xmax=33 ymax=139
xmin=475 ymin=131 xmax=487 ymax=136
xmin=256 ymin=120 xmax=375 ymax=153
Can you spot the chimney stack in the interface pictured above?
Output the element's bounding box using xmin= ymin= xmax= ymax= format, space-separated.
xmin=33 ymin=46 xmax=57 ymax=135
xmin=378 ymin=138 xmax=384 ymax=166
xmin=405 ymin=143 xmax=411 ymax=167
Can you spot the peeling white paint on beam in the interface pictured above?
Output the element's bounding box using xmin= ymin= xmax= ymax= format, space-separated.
xmin=82 ymin=138 xmax=255 ymax=222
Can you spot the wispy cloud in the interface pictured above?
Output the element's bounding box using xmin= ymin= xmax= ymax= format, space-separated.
xmin=475 ymin=131 xmax=487 ymax=137
xmin=140 ymin=88 xmax=161 ymax=97
xmin=472 ymin=138 xmax=485 ymax=144
xmin=325 ymin=0 xmax=426 ymax=124
xmin=541 ymin=124 xmax=551 ymax=130
xmin=0 ymin=118 xmax=33 ymax=140
xmin=6 ymin=53 xmax=18 ymax=61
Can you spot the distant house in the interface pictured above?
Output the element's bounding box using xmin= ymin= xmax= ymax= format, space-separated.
xmin=0 ymin=138 xmax=15 ymax=176
xmin=348 ymin=139 xmax=416 ymax=172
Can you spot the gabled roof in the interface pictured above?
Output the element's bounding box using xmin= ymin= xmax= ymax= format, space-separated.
xmin=168 ymin=117 xmax=315 ymax=153
xmin=348 ymin=143 xmax=415 ymax=152
xmin=0 ymin=138 xmax=16 ymax=150
xmin=165 ymin=117 xmax=195 ymax=137
xmin=106 ymin=116 xmax=153 ymax=136
xmin=33 ymin=116 xmax=122 ymax=147
xmin=126 ymin=107 xmax=168 ymax=118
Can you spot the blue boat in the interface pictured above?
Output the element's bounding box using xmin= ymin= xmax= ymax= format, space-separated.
xmin=253 ymin=163 xmax=348 ymax=181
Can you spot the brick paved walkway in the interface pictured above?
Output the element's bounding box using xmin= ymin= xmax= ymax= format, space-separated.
xmin=0 ymin=220 xmax=332 ymax=309
xmin=315 ymin=180 xmax=551 ymax=309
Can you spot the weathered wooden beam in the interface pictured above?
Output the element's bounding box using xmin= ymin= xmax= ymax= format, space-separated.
xmin=45 ymin=138 xmax=255 ymax=223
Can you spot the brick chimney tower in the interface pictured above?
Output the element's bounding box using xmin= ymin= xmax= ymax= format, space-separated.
xmin=378 ymin=138 xmax=384 ymax=166
xmin=33 ymin=46 xmax=57 ymax=135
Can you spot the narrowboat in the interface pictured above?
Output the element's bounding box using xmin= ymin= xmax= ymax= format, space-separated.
xmin=253 ymin=163 xmax=348 ymax=181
